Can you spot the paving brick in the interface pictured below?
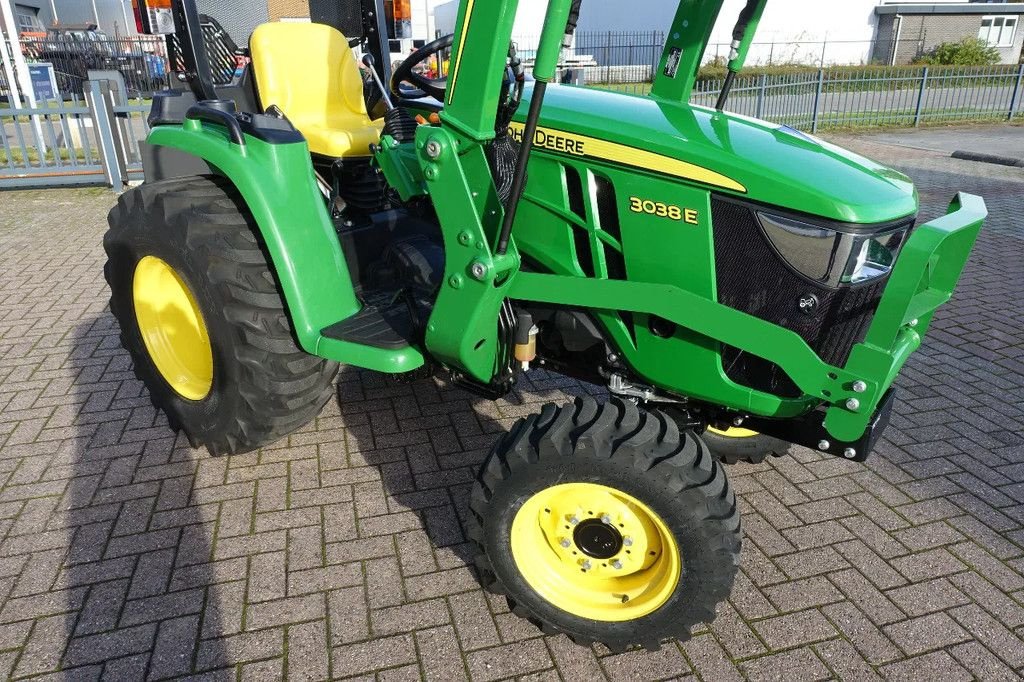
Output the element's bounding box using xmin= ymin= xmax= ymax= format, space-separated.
xmin=448 ymin=590 xmax=501 ymax=651
xmin=948 ymin=603 xmax=1024 ymax=668
xmin=884 ymin=612 xmax=970 ymax=656
xmin=678 ymin=635 xmax=740 ymax=681
xmin=753 ymin=608 xmax=837 ymax=650
xmin=948 ymin=641 xmax=1020 ymax=682
xmin=464 ymin=639 xmax=553 ymax=682
xmin=332 ymin=633 xmax=418 ymax=678
xmin=287 ymin=619 xmax=330 ymax=682
xmin=740 ymin=647 xmax=831 ymax=682
xmin=813 ymin=639 xmax=881 ymax=681
xmin=821 ymin=601 xmax=901 ymax=665
xmin=879 ymin=650 xmax=971 ymax=682
xmin=885 ymin=577 xmax=970 ymax=617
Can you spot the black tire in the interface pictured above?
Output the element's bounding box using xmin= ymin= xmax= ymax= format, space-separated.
xmin=103 ymin=175 xmax=339 ymax=455
xmin=703 ymin=428 xmax=788 ymax=465
xmin=469 ymin=396 xmax=741 ymax=651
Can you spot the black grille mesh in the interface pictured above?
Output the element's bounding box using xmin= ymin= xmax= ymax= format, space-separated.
xmin=309 ymin=0 xmax=365 ymax=40
xmin=712 ymin=196 xmax=897 ymax=397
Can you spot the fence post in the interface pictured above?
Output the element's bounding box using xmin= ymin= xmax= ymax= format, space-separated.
xmin=811 ymin=69 xmax=824 ymax=133
xmin=87 ymin=80 xmax=127 ymax=189
xmin=914 ymin=66 xmax=929 ymax=127
xmin=756 ymin=73 xmax=768 ymax=119
xmin=605 ymin=31 xmax=612 ymax=84
xmin=1009 ymin=62 xmax=1024 ymax=121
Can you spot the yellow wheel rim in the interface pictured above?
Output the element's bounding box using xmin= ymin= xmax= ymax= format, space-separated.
xmin=510 ymin=482 xmax=680 ymax=622
xmin=132 ymin=256 xmax=213 ymax=401
xmin=707 ymin=426 xmax=759 ymax=438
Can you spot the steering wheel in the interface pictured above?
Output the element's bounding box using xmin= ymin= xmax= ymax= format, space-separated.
xmin=391 ymin=34 xmax=454 ymax=101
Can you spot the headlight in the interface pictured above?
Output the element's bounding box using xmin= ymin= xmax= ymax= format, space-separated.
xmin=757 ymin=211 xmax=911 ymax=288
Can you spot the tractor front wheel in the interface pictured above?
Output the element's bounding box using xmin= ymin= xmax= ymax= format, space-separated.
xmin=703 ymin=427 xmax=788 ymax=465
xmin=103 ymin=175 xmax=339 ymax=455
xmin=469 ymin=397 xmax=740 ymax=651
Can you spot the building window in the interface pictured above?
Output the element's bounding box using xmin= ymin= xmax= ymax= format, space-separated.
xmin=14 ymin=4 xmax=44 ymax=33
xmin=979 ymin=16 xmax=1018 ymax=48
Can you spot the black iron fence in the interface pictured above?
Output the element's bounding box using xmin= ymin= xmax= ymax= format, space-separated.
xmin=12 ymin=35 xmax=172 ymax=99
xmin=513 ymin=32 xmax=947 ymax=72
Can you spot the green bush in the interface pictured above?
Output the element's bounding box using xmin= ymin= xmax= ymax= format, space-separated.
xmin=913 ymin=38 xmax=1001 ymax=66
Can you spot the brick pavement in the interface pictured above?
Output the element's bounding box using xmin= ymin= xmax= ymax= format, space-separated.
xmin=0 ymin=140 xmax=1022 ymax=680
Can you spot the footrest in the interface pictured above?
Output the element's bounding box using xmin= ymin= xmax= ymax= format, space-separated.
xmin=321 ymin=296 xmax=414 ymax=350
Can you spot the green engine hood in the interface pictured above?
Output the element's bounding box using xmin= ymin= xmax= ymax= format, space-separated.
xmin=517 ymin=84 xmax=918 ymax=224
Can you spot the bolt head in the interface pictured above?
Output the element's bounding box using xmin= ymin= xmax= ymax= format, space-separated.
xmin=852 ymin=380 xmax=867 ymax=394
xmin=843 ymin=447 xmax=857 ymax=459
xmin=424 ymin=139 xmax=441 ymax=158
xmin=909 ymin=318 xmax=919 ymax=327
xmin=568 ymin=516 xmax=579 ymax=525
xmin=622 ymin=537 xmax=633 ymax=547
xmin=559 ymin=538 xmax=571 ymax=548
xmin=732 ymin=416 xmax=744 ymax=427
xmin=600 ymin=514 xmax=612 ymax=525
xmin=469 ymin=261 xmax=487 ymax=280
xmin=817 ymin=439 xmax=831 ymax=451
xmin=581 ymin=560 xmax=592 ymax=570
xmin=611 ymin=559 xmax=623 ymax=569
xmin=845 ymin=398 xmax=860 ymax=411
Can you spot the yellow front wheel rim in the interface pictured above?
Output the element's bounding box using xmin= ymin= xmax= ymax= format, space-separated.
xmin=707 ymin=426 xmax=760 ymax=438
xmin=510 ymin=482 xmax=680 ymax=622
xmin=132 ymin=256 xmax=213 ymax=401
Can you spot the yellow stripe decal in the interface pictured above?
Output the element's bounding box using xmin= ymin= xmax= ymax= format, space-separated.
xmin=446 ymin=0 xmax=475 ymax=105
xmin=509 ymin=122 xmax=747 ymax=193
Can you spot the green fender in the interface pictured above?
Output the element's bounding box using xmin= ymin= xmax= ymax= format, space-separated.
xmin=147 ymin=121 xmax=425 ymax=373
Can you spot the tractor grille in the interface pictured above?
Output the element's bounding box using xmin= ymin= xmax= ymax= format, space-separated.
xmin=711 ymin=196 xmax=901 ymax=398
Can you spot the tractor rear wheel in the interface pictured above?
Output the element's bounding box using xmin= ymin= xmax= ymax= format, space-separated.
xmin=103 ymin=175 xmax=339 ymax=455
xmin=703 ymin=427 xmax=787 ymax=465
xmin=469 ymin=397 xmax=740 ymax=651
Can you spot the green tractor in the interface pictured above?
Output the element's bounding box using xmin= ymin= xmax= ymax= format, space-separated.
xmin=107 ymin=0 xmax=985 ymax=650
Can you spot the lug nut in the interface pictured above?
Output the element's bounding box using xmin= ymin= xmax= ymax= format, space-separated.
xmin=818 ymin=440 xmax=831 ymax=451
xmin=611 ymin=559 xmax=623 ymax=569
xmin=843 ymin=448 xmax=857 ymax=459
xmin=600 ymin=514 xmax=612 ymax=525
xmin=568 ymin=516 xmax=579 ymax=525
xmin=559 ymin=538 xmax=571 ymax=548
xmin=845 ymin=398 xmax=860 ymax=411
xmin=581 ymin=560 xmax=592 ymax=570
xmin=623 ymin=537 xmax=633 ymax=547
xmin=732 ymin=416 xmax=744 ymax=427
xmin=852 ymin=380 xmax=867 ymax=393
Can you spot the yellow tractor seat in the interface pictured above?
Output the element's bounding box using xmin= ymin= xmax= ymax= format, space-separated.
xmin=250 ymin=22 xmax=384 ymax=158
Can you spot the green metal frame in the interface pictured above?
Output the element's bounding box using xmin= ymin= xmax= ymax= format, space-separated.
xmin=144 ymin=0 xmax=986 ymax=447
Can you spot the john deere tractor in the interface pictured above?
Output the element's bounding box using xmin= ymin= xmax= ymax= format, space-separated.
xmin=107 ymin=0 xmax=985 ymax=650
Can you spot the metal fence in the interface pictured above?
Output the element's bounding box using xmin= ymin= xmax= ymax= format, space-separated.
xmin=15 ymin=35 xmax=173 ymax=99
xmin=604 ymin=63 xmax=1024 ymax=133
xmin=1 ymin=80 xmax=149 ymax=189
xmin=513 ymin=32 xmax=936 ymax=69
xmin=3 ymin=64 xmax=1023 ymax=190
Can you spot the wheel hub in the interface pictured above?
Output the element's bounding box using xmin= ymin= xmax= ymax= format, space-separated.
xmin=509 ymin=482 xmax=680 ymax=622
xmin=132 ymin=255 xmax=213 ymax=401
xmin=573 ymin=518 xmax=622 ymax=559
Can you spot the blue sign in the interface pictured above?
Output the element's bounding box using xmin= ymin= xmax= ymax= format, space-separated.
xmin=28 ymin=63 xmax=59 ymax=101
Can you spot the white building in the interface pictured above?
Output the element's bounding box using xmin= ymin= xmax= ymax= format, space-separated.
xmin=432 ymin=0 xmax=976 ymax=66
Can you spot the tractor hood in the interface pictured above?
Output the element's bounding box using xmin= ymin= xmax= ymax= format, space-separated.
xmin=516 ymin=84 xmax=917 ymax=224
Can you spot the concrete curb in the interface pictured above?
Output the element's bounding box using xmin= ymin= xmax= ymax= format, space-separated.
xmin=951 ymin=150 xmax=1024 ymax=168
